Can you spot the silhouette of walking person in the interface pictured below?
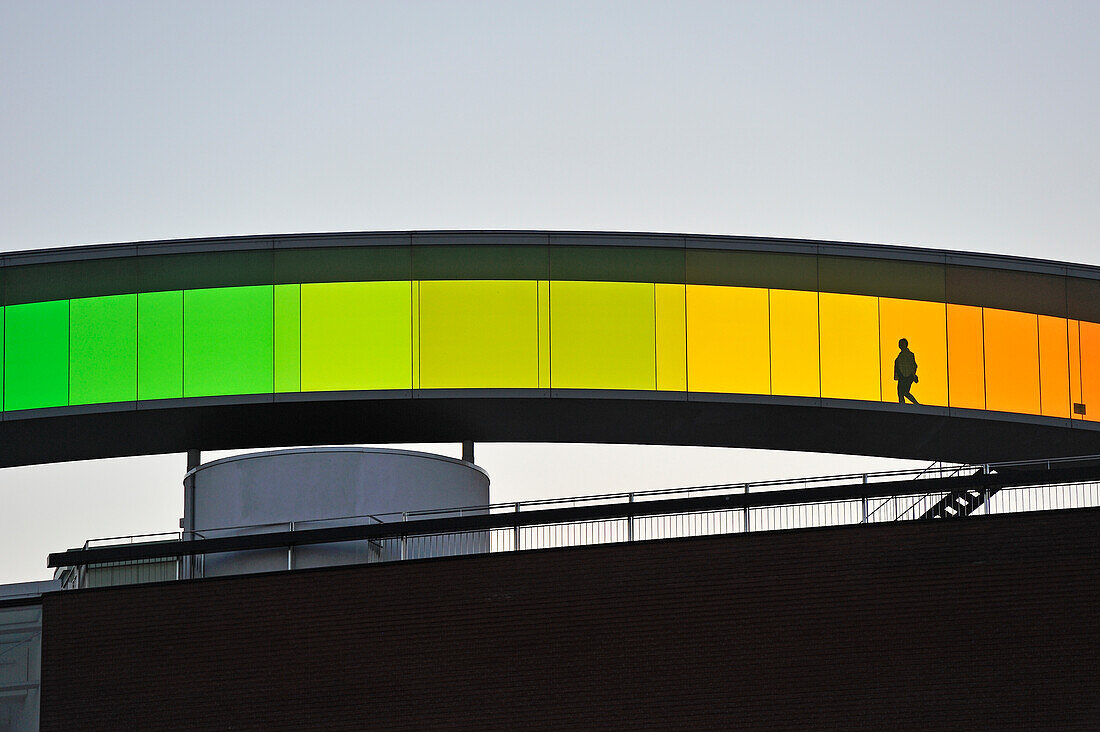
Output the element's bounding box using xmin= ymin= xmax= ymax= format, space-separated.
xmin=894 ymin=338 xmax=919 ymax=404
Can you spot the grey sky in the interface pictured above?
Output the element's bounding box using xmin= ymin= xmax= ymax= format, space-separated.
xmin=1 ymin=1 xmax=1097 ymax=584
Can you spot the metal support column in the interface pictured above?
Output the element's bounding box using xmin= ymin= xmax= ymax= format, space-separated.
xmin=181 ymin=450 xmax=201 ymax=580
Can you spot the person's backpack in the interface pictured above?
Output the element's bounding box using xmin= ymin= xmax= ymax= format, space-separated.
xmin=897 ymin=351 xmax=917 ymax=379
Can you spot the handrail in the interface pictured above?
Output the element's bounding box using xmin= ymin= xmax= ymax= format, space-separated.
xmin=49 ymin=461 xmax=1100 ymax=569
xmin=862 ymin=460 xmax=939 ymax=523
xmin=863 ymin=462 xmax=971 ymax=522
xmin=894 ymin=465 xmax=977 ymax=521
xmin=83 ymin=531 xmax=182 ymax=550
xmin=77 ymin=453 xmax=1100 ymax=547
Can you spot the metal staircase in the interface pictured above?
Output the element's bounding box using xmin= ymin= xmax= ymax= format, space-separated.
xmin=883 ymin=465 xmax=997 ymax=522
xmin=919 ymin=481 xmax=997 ymax=519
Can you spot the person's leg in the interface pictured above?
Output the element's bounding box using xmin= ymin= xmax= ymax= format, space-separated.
xmin=897 ymin=379 xmax=906 ymax=403
xmin=903 ymin=379 xmax=920 ymax=404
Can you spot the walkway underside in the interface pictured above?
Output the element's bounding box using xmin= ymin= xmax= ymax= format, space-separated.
xmin=5 ymin=392 xmax=1100 ymax=469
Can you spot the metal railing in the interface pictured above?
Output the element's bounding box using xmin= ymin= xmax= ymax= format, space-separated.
xmin=54 ymin=455 xmax=1100 ymax=584
xmin=387 ymin=477 xmax=1100 ymax=559
xmin=135 ymin=460 xmax=978 ymax=545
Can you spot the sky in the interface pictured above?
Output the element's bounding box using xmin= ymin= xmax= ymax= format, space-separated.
xmin=1 ymin=1 xmax=1097 ymax=584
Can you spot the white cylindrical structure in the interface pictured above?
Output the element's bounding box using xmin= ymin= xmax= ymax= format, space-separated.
xmin=183 ymin=447 xmax=489 ymax=576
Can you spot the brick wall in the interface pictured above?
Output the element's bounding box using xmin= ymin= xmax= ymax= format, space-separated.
xmin=41 ymin=509 xmax=1100 ymax=730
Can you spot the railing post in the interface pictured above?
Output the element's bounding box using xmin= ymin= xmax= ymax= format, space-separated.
xmin=400 ymin=512 xmax=408 ymax=560
xmin=861 ymin=474 xmax=869 ymax=523
xmin=287 ymin=521 xmax=294 ymax=570
xmin=627 ymin=493 xmax=634 ymax=542
xmin=982 ymin=464 xmax=991 ymax=516
xmin=513 ymin=503 xmax=521 ymax=551
xmin=743 ymin=484 xmax=750 ymax=533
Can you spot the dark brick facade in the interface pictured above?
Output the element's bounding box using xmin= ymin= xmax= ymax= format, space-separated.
xmin=41 ymin=509 xmax=1100 ymax=730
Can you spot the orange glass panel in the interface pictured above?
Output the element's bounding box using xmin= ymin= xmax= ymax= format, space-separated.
xmin=687 ymin=285 xmax=769 ymax=394
xmin=947 ymin=304 xmax=985 ymax=410
xmin=1038 ymin=315 xmax=1070 ymax=418
xmin=879 ymin=298 xmax=947 ymax=407
xmin=983 ymin=308 xmax=1040 ymax=415
xmin=1069 ymin=320 xmax=1084 ymax=420
xmin=1080 ymin=320 xmax=1100 ymax=423
xmin=820 ymin=293 xmax=880 ymax=402
xmin=769 ymin=289 xmax=819 ymax=398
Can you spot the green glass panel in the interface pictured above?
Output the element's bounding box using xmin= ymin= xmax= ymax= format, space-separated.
xmin=4 ymin=299 xmax=69 ymax=410
xmin=419 ymin=280 xmax=539 ymax=388
xmin=300 ymin=281 xmax=412 ymax=391
xmin=0 ymin=307 xmax=4 ymax=410
xmin=3 ymin=256 xmax=140 ymax=306
xmin=140 ymin=250 xmax=273 ymax=294
xmin=1068 ymin=277 xmax=1100 ymax=324
xmin=947 ymin=265 xmax=1067 ymax=319
xmin=70 ymin=294 xmax=137 ymax=405
xmin=184 ymin=286 xmax=274 ymax=397
xmin=550 ymin=281 xmax=656 ymax=390
xmin=550 ymin=246 xmax=683 ymax=284
xmin=274 ymin=284 xmax=301 ymax=392
xmin=275 ymin=245 xmax=412 ymax=285
xmin=138 ymin=291 xmax=183 ymax=400
xmin=685 ymin=249 xmax=817 ymax=291
xmin=412 ymin=245 xmax=549 ymax=281
xmin=818 ymin=256 xmax=945 ymax=303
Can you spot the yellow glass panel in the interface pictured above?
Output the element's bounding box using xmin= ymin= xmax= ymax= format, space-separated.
xmin=770 ymin=289 xmax=819 ymax=398
xmin=418 ymin=280 xmax=539 ymax=389
xmin=879 ymin=298 xmax=947 ymax=406
xmin=687 ymin=285 xmax=769 ymax=394
xmin=947 ymin=304 xmax=985 ymax=410
xmin=1080 ymin=320 xmax=1100 ymax=422
xmin=820 ymin=293 xmax=880 ymax=401
xmin=550 ymin=281 xmax=655 ymax=390
xmin=538 ymin=280 xmax=550 ymax=388
xmin=274 ymin=284 xmax=301 ymax=393
xmin=655 ymin=284 xmax=686 ymax=391
xmin=411 ymin=280 xmax=420 ymax=389
xmin=300 ymin=281 xmax=412 ymax=391
xmin=1038 ymin=315 xmax=1070 ymax=418
xmin=983 ymin=308 xmax=1040 ymax=415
